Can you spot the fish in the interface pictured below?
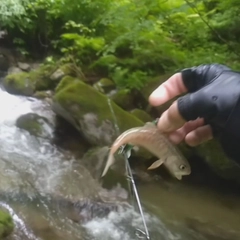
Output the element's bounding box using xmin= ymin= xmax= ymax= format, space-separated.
xmin=101 ymin=122 xmax=191 ymax=180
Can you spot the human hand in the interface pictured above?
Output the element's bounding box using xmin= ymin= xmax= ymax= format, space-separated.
xmin=148 ymin=64 xmax=240 ymax=158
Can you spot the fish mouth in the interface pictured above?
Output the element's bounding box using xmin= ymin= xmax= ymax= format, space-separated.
xmin=175 ymin=171 xmax=191 ymax=180
xmin=175 ymin=175 xmax=182 ymax=180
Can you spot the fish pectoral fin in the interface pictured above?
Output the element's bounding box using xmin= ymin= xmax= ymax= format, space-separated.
xmin=147 ymin=159 xmax=164 ymax=170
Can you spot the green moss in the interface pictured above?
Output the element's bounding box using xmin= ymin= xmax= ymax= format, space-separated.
xmin=3 ymin=64 xmax=58 ymax=96
xmin=30 ymin=64 xmax=56 ymax=91
xmin=53 ymin=80 xmax=143 ymax=134
xmin=130 ymin=109 xmax=153 ymax=122
xmin=93 ymin=78 xmax=115 ymax=93
xmin=16 ymin=113 xmax=52 ymax=138
xmin=4 ymin=72 xmax=35 ymax=96
xmin=60 ymin=63 xmax=77 ymax=77
xmin=0 ymin=209 xmax=14 ymax=238
xmin=110 ymin=89 xmax=135 ymax=110
xmin=196 ymin=139 xmax=240 ymax=183
xmin=18 ymin=119 xmax=42 ymax=135
xmin=55 ymin=76 xmax=80 ymax=93
xmin=33 ymin=91 xmax=51 ymax=99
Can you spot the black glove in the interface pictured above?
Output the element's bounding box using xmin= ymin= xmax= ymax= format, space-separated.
xmin=177 ymin=63 xmax=240 ymax=164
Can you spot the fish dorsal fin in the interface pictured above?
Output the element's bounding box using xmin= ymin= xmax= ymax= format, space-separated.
xmin=147 ymin=159 xmax=164 ymax=170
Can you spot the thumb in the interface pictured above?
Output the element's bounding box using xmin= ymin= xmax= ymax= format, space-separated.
xmin=157 ymin=101 xmax=186 ymax=132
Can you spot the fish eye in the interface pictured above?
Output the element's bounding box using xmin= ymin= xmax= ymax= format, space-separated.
xmin=179 ymin=164 xmax=186 ymax=170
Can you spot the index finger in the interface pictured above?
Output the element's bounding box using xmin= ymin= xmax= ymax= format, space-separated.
xmin=148 ymin=73 xmax=187 ymax=106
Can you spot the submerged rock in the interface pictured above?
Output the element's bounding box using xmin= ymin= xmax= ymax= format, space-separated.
xmin=16 ymin=113 xmax=54 ymax=139
xmin=80 ymin=146 xmax=129 ymax=190
xmin=0 ymin=191 xmax=129 ymax=226
xmin=194 ymin=139 xmax=240 ymax=184
xmin=81 ymin=146 xmax=110 ymax=179
xmin=33 ymin=90 xmax=53 ymax=99
xmin=52 ymin=76 xmax=143 ymax=146
xmin=0 ymin=208 xmax=14 ymax=238
xmin=185 ymin=217 xmax=240 ymax=240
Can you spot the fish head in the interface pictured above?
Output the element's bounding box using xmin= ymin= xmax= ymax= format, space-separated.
xmin=164 ymin=155 xmax=191 ymax=180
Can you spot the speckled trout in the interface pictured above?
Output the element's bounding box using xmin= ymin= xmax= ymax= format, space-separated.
xmin=101 ymin=122 xmax=191 ymax=180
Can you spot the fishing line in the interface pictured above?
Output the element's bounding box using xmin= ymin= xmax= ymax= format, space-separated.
xmin=107 ymin=99 xmax=151 ymax=240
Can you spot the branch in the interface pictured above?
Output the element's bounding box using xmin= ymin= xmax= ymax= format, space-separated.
xmin=184 ymin=0 xmax=240 ymax=58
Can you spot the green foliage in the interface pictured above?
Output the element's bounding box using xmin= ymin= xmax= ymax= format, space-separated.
xmin=2 ymin=0 xmax=240 ymax=90
xmin=0 ymin=0 xmax=29 ymax=27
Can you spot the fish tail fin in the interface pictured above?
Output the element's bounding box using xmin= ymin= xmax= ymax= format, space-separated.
xmin=101 ymin=154 xmax=115 ymax=177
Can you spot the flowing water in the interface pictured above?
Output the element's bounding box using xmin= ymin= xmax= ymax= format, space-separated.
xmin=0 ymin=84 xmax=240 ymax=240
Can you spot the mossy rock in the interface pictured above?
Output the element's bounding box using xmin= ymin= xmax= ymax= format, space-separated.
xmin=130 ymin=109 xmax=153 ymax=122
xmin=81 ymin=146 xmax=110 ymax=179
xmin=0 ymin=209 xmax=14 ymax=238
xmin=33 ymin=90 xmax=53 ymax=99
xmin=55 ymin=76 xmax=80 ymax=93
xmin=3 ymin=72 xmax=35 ymax=96
xmin=93 ymin=78 xmax=115 ymax=94
xmin=195 ymin=139 xmax=240 ymax=183
xmin=28 ymin=64 xmax=57 ymax=91
xmin=109 ymin=89 xmax=135 ymax=110
xmin=60 ymin=63 xmax=78 ymax=77
xmin=16 ymin=113 xmax=54 ymax=139
xmin=52 ymin=79 xmax=144 ymax=146
xmin=3 ymin=64 xmax=58 ymax=96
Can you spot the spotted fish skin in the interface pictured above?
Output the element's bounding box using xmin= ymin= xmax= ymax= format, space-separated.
xmin=101 ymin=122 xmax=191 ymax=180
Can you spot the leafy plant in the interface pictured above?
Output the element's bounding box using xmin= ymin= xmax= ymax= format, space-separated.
xmin=1 ymin=0 xmax=240 ymax=90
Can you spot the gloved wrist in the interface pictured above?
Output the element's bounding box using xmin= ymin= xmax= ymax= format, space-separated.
xmin=219 ymin=95 xmax=240 ymax=163
xmin=176 ymin=63 xmax=240 ymax=163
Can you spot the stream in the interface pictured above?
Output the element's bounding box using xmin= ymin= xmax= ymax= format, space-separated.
xmin=0 ymin=83 xmax=240 ymax=240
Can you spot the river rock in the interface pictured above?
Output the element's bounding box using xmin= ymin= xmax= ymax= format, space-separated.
xmin=194 ymin=139 xmax=240 ymax=184
xmin=50 ymin=68 xmax=65 ymax=81
xmin=81 ymin=146 xmax=110 ymax=179
xmin=33 ymin=90 xmax=53 ymax=99
xmin=130 ymin=108 xmax=152 ymax=122
xmin=7 ymin=66 xmax=22 ymax=75
xmin=80 ymin=146 xmax=128 ymax=186
xmin=17 ymin=62 xmax=31 ymax=72
xmin=52 ymin=76 xmax=144 ymax=146
xmin=185 ymin=217 xmax=240 ymax=240
xmin=93 ymin=78 xmax=115 ymax=94
xmin=3 ymin=71 xmax=35 ymax=96
xmin=0 ymin=208 xmax=14 ymax=238
xmin=109 ymin=88 xmax=135 ymax=110
xmin=0 ymin=55 xmax=9 ymax=75
xmin=16 ymin=113 xmax=54 ymax=139
xmin=3 ymin=64 xmax=58 ymax=96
